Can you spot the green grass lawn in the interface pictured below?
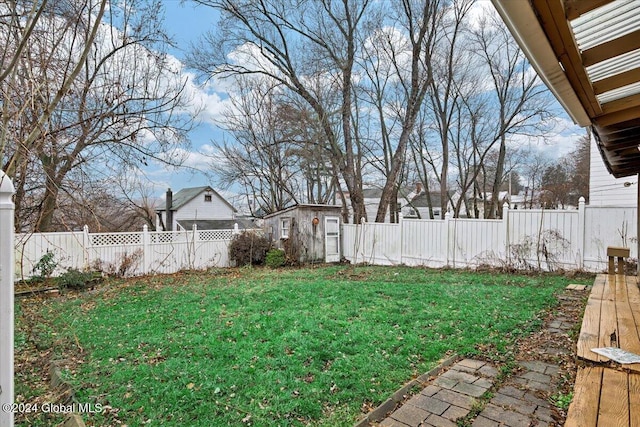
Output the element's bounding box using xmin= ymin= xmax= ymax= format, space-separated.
xmin=15 ymin=265 xmax=592 ymax=426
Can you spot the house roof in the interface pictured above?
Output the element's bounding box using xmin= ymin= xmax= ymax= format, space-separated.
xmin=491 ymin=0 xmax=640 ymax=178
xmin=177 ymin=218 xmax=255 ymax=230
xmin=406 ymin=192 xmax=446 ymax=208
xmin=159 ymin=186 xmax=237 ymax=213
xmin=262 ymin=204 xmax=342 ymax=219
xmin=361 ymin=187 xmax=413 ymax=199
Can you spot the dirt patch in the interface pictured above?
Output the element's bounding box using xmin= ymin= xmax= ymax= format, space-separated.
xmin=511 ymin=287 xmax=590 ymax=424
xmin=14 ymin=293 xmax=82 ymax=426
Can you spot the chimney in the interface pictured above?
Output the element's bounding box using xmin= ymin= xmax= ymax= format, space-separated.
xmin=415 ymin=182 xmax=423 ymax=195
xmin=166 ymin=188 xmax=173 ymax=231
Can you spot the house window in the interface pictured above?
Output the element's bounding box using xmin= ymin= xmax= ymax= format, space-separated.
xmin=280 ymin=218 xmax=291 ymax=239
xmin=204 ymin=194 xmax=212 ymax=202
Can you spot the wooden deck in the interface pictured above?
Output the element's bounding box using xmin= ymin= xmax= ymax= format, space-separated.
xmin=576 ymin=274 xmax=640 ymax=372
xmin=567 ymin=274 xmax=640 ymax=426
xmin=565 ymin=366 xmax=640 ymax=427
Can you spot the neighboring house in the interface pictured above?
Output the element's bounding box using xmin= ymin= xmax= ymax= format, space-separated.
xmin=156 ymin=186 xmax=255 ymax=231
xmin=403 ymin=188 xmax=544 ymax=219
xmin=589 ymin=138 xmax=637 ymax=207
xmin=342 ymin=186 xmax=415 ymax=223
xmin=263 ymin=204 xmax=342 ymax=263
xmin=403 ymin=183 xmax=474 ymax=219
xmin=403 ymin=191 xmax=445 ymax=219
xmin=507 ymin=189 xmax=545 ymax=210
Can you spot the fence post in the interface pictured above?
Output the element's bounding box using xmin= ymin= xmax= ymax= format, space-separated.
xmin=398 ymin=212 xmax=403 ymax=265
xmin=445 ymin=211 xmax=452 ymax=267
xmin=83 ymin=225 xmax=90 ymax=270
xmin=142 ymin=225 xmax=150 ymax=274
xmin=192 ymin=224 xmax=198 ymax=269
xmin=577 ymin=197 xmax=586 ymax=270
xmin=0 ymin=172 xmax=15 ymax=427
xmin=503 ymin=202 xmax=510 ymax=266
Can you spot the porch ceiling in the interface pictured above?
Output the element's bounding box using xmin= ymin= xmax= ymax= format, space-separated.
xmin=491 ymin=0 xmax=640 ymax=178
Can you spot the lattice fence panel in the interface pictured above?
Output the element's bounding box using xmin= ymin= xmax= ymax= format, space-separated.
xmin=199 ymin=230 xmax=233 ymax=241
xmin=150 ymin=232 xmax=190 ymax=243
xmin=90 ymin=233 xmax=141 ymax=246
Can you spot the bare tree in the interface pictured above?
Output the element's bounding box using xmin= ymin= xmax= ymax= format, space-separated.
xmin=470 ymin=9 xmax=555 ymax=218
xmin=2 ymin=0 xmax=108 ymax=230
xmin=421 ymin=0 xmax=475 ymax=217
xmin=538 ymin=133 xmax=591 ymax=209
xmin=213 ymin=76 xmax=340 ymax=216
xmin=540 ymin=160 xmax=572 ymax=209
xmin=361 ymin=0 xmax=442 ymax=223
xmin=1 ymin=0 xmax=196 ymax=231
xmin=519 ymin=150 xmax=551 ymax=208
xmin=571 ymin=132 xmax=590 ymax=202
xmin=50 ymin=178 xmax=152 ymax=232
xmin=212 ymin=76 xmax=302 ymax=215
xmin=189 ymin=0 xmax=373 ymax=222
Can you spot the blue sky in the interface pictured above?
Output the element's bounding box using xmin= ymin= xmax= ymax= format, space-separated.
xmin=147 ymin=1 xmax=584 ymax=201
xmin=146 ymin=1 xmax=226 ymax=194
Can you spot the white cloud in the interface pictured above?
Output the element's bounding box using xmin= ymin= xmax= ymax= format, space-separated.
xmin=164 ymin=55 xmax=231 ymax=125
xmin=467 ymin=0 xmax=495 ymax=31
xmin=506 ymin=114 xmax=585 ymax=159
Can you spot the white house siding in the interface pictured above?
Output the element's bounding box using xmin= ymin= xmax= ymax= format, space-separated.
xmin=590 ymin=138 xmax=637 ymax=206
xmin=364 ymin=198 xmax=385 ymax=222
xmin=344 ymin=197 xmax=396 ymax=223
xmin=173 ymin=193 xmax=235 ymax=230
xmin=414 ymin=207 xmax=442 ymax=220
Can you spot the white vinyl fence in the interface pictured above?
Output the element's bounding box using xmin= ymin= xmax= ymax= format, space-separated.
xmin=343 ymin=199 xmax=638 ymax=273
xmin=14 ymin=224 xmax=255 ymax=280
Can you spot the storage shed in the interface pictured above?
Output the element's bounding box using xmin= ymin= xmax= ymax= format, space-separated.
xmin=263 ymin=204 xmax=342 ymax=263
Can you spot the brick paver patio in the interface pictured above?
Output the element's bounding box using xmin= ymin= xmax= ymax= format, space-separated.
xmin=362 ymin=287 xmax=586 ymax=427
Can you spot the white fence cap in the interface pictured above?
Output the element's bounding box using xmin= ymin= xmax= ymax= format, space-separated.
xmin=0 ymin=170 xmax=15 ymax=197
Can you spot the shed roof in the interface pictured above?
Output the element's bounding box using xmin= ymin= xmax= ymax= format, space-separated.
xmin=492 ymin=0 xmax=640 ymax=178
xmin=262 ymin=204 xmax=343 ymax=219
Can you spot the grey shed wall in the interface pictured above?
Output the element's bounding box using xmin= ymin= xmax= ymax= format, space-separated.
xmin=263 ymin=205 xmax=342 ymax=263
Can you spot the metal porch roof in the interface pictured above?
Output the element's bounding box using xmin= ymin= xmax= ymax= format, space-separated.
xmin=492 ymin=0 xmax=640 ymax=178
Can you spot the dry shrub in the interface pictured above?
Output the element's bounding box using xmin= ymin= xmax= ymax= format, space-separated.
xmin=229 ymin=232 xmax=272 ymax=266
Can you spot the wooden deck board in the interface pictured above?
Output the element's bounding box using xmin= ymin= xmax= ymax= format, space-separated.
xmin=627 ymin=276 xmax=640 ymax=304
xmin=577 ymin=274 xmax=640 ymax=371
xmin=618 ymin=276 xmax=640 ymax=371
xmin=598 ymin=368 xmax=630 ymax=427
xmin=577 ymin=298 xmax=603 ymax=359
xmin=591 ymin=274 xmax=607 ymax=300
xmin=598 ymin=275 xmax=617 ymax=361
xmin=629 ymin=373 xmax=640 ymax=427
xmin=566 ymin=367 xmax=640 ymax=427
xmin=598 ymin=298 xmax=618 ymax=361
xmin=565 ymin=366 xmax=602 ymax=427
xmin=626 ymin=276 xmax=640 ymax=372
xmin=577 ymin=277 xmax=604 ymax=360
xmin=570 ymin=275 xmax=640 ymax=427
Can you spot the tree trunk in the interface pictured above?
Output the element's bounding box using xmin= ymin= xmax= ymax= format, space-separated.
xmin=35 ymin=165 xmax=61 ymax=232
xmin=487 ymin=135 xmax=507 ymax=219
xmin=440 ymin=141 xmax=449 ymax=216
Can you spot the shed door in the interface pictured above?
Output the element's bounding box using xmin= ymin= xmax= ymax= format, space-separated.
xmin=325 ymin=216 xmax=340 ymax=263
